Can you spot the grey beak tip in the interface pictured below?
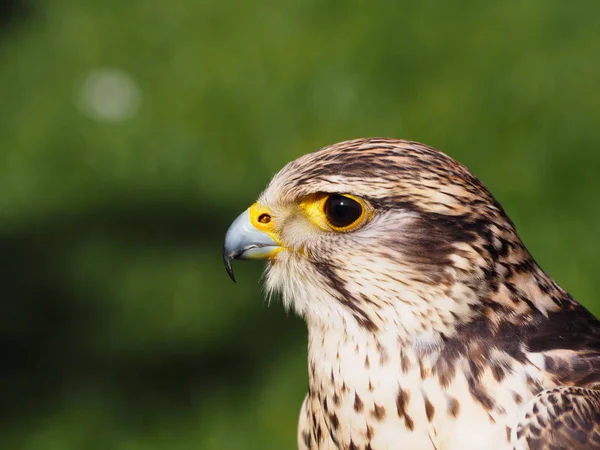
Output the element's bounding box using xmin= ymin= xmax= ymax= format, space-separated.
xmin=223 ymin=252 xmax=236 ymax=283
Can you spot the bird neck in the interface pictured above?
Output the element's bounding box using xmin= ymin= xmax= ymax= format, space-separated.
xmin=304 ymin=259 xmax=572 ymax=396
xmin=307 ymin=317 xmax=405 ymax=396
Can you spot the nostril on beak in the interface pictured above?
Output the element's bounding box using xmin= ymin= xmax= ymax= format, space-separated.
xmin=223 ymin=207 xmax=281 ymax=283
xmin=258 ymin=213 xmax=271 ymax=224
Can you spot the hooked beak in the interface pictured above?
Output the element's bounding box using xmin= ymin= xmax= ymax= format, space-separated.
xmin=223 ymin=204 xmax=283 ymax=282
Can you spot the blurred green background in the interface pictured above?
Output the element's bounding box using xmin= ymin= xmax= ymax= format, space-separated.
xmin=0 ymin=0 xmax=599 ymax=448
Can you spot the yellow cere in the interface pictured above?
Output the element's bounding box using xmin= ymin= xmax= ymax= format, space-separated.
xmin=248 ymin=203 xmax=284 ymax=255
xmin=299 ymin=193 xmax=373 ymax=232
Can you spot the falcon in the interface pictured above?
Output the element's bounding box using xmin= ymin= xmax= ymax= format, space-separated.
xmin=223 ymin=138 xmax=600 ymax=449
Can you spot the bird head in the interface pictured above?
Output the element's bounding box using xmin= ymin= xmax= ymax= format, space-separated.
xmin=224 ymin=138 xmax=542 ymax=337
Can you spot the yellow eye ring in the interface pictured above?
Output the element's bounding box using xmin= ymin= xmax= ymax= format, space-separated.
xmin=322 ymin=194 xmax=367 ymax=231
xmin=300 ymin=193 xmax=373 ymax=232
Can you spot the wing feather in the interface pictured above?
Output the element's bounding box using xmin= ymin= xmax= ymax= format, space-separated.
xmin=513 ymin=387 xmax=600 ymax=449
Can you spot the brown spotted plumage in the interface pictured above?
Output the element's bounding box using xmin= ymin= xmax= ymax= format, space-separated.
xmin=223 ymin=138 xmax=600 ymax=449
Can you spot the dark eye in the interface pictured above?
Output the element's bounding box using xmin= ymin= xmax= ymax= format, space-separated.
xmin=324 ymin=194 xmax=364 ymax=229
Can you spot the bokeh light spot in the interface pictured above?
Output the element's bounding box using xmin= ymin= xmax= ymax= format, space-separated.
xmin=76 ymin=68 xmax=142 ymax=123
